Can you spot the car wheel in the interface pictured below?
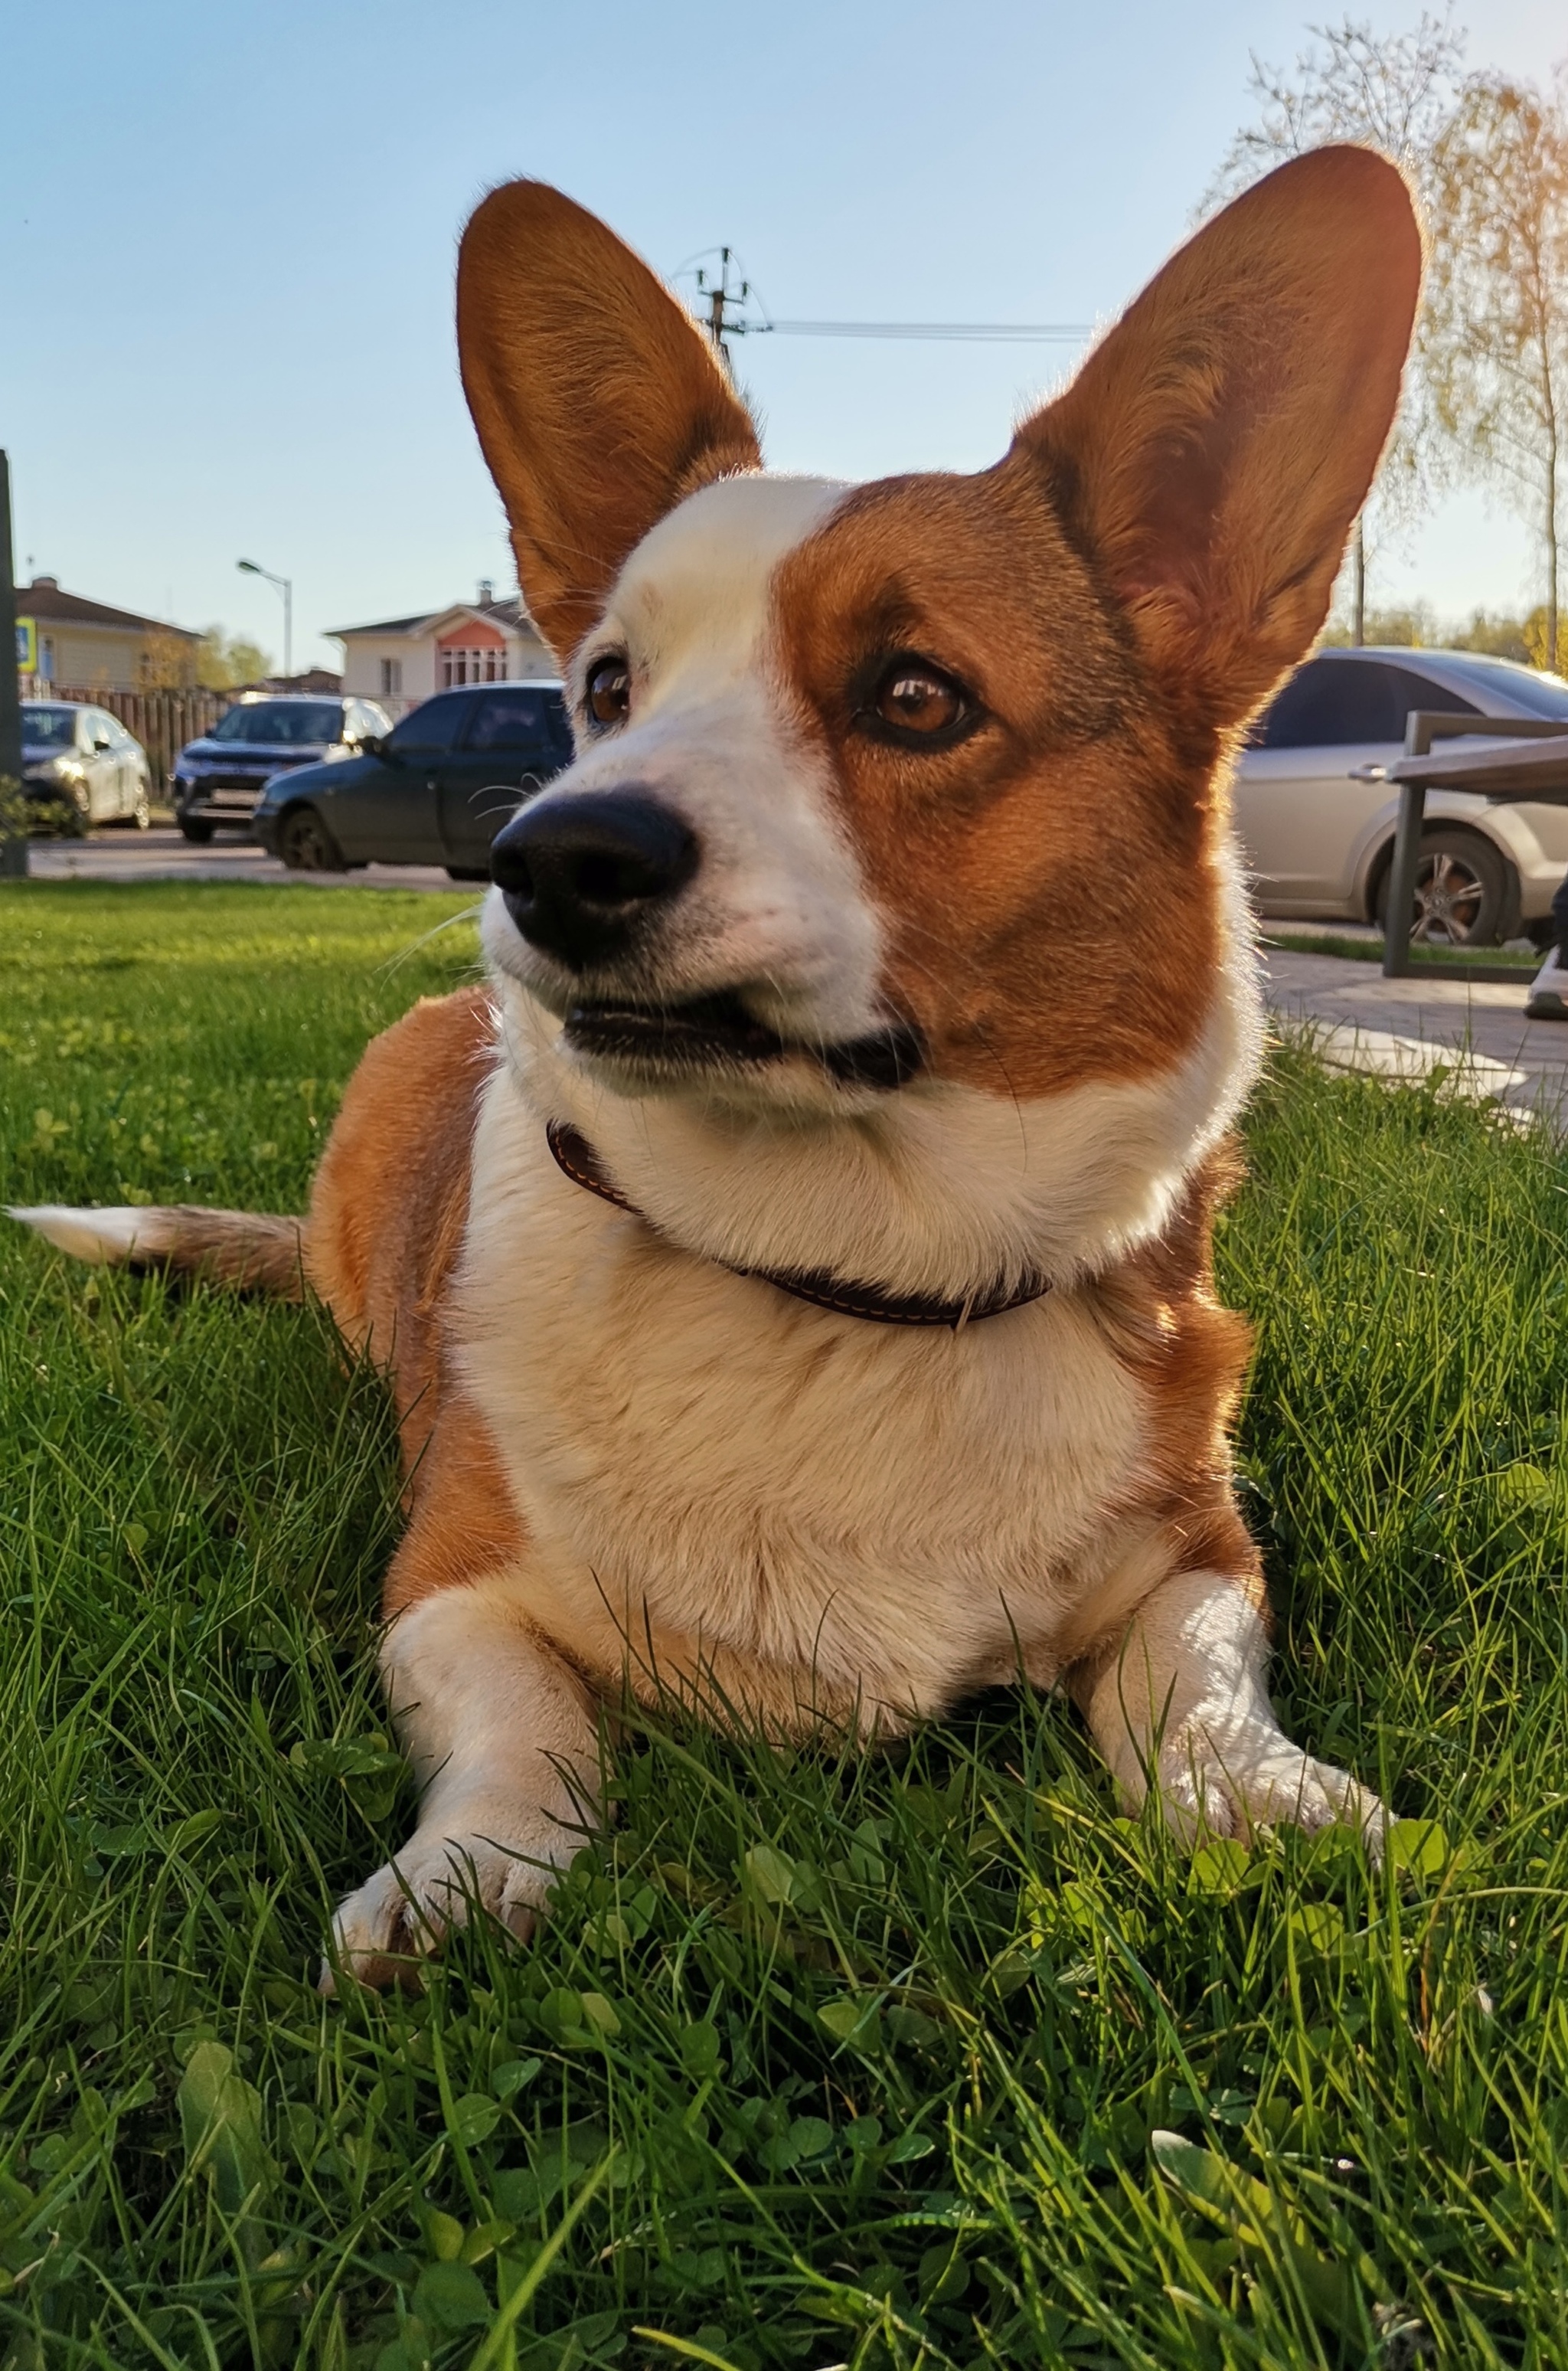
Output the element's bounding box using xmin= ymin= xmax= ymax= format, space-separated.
xmin=178 ymin=816 xmax=214 ymax=845
xmin=1375 ymin=828 xmax=1513 ymax=948
xmin=278 ymin=805 xmax=341 ymax=872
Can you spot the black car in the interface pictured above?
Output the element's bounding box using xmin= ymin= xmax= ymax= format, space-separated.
xmin=174 ymin=695 xmax=393 ymax=842
xmin=250 ymin=681 xmax=572 ymax=875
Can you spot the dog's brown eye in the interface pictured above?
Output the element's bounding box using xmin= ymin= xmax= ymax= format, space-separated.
xmin=585 ymin=656 xmax=630 ymax=728
xmin=873 ymin=660 xmax=967 ymax=737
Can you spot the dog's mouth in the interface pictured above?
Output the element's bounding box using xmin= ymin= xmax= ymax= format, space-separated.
xmin=564 ymin=991 xmax=924 ymax=1090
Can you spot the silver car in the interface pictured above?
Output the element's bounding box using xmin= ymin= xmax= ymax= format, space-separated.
xmin=1234 ymin=648 xmax=1568 ymax=944
xmin=20 ymin=701 xmax=152 ymax=829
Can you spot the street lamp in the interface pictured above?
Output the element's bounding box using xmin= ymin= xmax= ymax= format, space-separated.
xmin=236 ymin=558 xmax=292 ymax=681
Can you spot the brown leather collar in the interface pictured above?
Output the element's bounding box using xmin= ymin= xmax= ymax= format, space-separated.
xmin=546 ymin=1120 xmax=1050 ymax=1329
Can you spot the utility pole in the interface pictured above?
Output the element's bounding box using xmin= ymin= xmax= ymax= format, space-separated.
xmin=693 ymin=248 xmax=752 ymax=377
xmin=0 ymin=451 xmax=27 ymax=881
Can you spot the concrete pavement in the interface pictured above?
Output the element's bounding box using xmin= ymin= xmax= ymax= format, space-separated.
xmin=1262 ymin=942 xmax=1568 ymax=1123
xmin=24 ymin=826 xmax=456 ymax=892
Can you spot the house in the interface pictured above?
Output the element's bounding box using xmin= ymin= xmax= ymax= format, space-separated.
xmin=16 ymin=577 xmax=201 ymax=691
xmin=328 ymin=583 xmax=554 ymax=715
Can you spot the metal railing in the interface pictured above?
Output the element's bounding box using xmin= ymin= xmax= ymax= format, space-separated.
xmin=1374 ymin=712 xmax=1568 ymax=979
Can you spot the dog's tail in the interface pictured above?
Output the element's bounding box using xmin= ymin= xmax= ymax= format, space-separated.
xmin=8 ymin=1202 xmax=309 ymax=1298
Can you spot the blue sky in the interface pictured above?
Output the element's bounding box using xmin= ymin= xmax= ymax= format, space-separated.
xmin=4 ymin=0 xmax=1563 ymax=672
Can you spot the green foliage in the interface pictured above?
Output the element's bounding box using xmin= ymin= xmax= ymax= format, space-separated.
xmin=1263 ymin=930 xmax=1538 ymax=969
xmin=197 ymin=626 xmax=276 ymax=690
xmin=5 ymin=885 xmax=1568 ymax=2363
xmin=0 ymin=773 xmax=87 ymax=842
xmin=1318 ymin=602 xmax=1443 ymax=651
xmin=1317 ymin=602 xmax=1564 ymax=667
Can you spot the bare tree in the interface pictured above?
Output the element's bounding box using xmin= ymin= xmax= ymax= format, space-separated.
xmin=1426 ymin=72 xmax=1568 ymax=671
xmin=1207 ymin=14 xmax=1466 ymax=642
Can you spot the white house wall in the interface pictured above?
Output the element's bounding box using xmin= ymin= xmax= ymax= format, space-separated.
xmin=336 ymin=626 xmax=557 ymax=715
xmin=338 ymin=635 xmax=439 ymax=715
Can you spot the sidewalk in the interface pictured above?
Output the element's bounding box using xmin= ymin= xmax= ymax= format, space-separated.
xmin=25 ymin=827 xmax=456 ymax=891
xmin=1263 ymin=941 xmax=1568 ymax=1124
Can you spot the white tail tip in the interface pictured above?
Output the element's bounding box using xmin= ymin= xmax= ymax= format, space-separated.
xmin=5 ymin=1204 xmax=174 ymax=1265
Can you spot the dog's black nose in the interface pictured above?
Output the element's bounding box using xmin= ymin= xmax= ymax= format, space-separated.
xmin=490 ymin=792 xmax=699 ymax=970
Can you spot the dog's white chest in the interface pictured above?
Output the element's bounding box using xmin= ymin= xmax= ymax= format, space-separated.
xmin=450 ymin=1074 xmax=1147 ymax=1712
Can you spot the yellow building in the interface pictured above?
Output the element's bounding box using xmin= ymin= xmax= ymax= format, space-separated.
xmin=16 ymin=577 xmax=201 ymax=692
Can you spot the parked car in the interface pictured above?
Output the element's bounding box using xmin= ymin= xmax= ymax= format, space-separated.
xmin=1234 ymin=647 xmax=1568 ymax=945
xmin=19 ymin=701 xmax=152 ymax=829
xmin=172 ymin=694 xmax=392 ymax=842
xmin=250 ymin=681 xmax=571 ymax=875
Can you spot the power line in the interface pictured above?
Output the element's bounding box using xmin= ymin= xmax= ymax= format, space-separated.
xmin=760 ymin=319 xmax=1092 ymax=343
xmin=675 ymin=247 xmax=1091 ymax=364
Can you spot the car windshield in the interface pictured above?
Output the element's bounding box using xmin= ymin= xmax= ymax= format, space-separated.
xmin=1427 ymin=655 xmax=1568 ymax=720
xmin=21 ymin=708 xmax=78 ymax=751
xmin=210 ymin=701 xmax=343 ymax=746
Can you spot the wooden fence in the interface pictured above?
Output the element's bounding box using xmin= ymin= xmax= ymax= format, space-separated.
xmin=21 ymin=685 xmax=233 ymax=794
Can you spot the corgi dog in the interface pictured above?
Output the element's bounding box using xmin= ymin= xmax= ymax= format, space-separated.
xmin=14 ymin=148 xmax=1420 ymax=1988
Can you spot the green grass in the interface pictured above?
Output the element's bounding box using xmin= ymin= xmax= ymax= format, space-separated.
xmin=4 ymin=881 xmax=1568 ymax=2369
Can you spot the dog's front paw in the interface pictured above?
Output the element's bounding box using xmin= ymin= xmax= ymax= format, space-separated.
xmin=1147 ymin=1718 xmax=1386 ymax=1855
xmin=321 ymin=1813 xmax=554 ymax=1993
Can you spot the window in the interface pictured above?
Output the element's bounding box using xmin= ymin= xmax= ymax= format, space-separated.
xmin=211 ymin=699 xmax=345 ymax=746
xmin=440 ymin=646 xmax=505 ymax=688
xmin=1382 ymin=665 xmax=1481 ymax=732
xmin=379 ymin=657 xmax=403 ymax=699
xmin=20 ymin=707 xmax=76 ymax=752
xmin=1427 ymin=653 xmax=1568 ymax=720
xmin=1258 ymin=658 xmax=1479 ymax=750
xmin=462 ymin=687 xmax=556 ymax=751
xmin=387 ymin=692 xmax=471 ymax=754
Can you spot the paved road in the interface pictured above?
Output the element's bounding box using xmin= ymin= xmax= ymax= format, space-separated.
xmin=25 ymin=827 xmax=457 ymax=892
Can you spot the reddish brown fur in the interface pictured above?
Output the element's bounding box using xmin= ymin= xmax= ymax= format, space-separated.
xmin=128 ymin=1206 xmax=308 ymax=1297
xmin=305 ymin=986 xmax=525 ymax=1613
xmin=458 ymin=182 xmax=761 ymax=660
xmin=1023 ymin=146 xmax=1422 ymax=727
xmin=379 ymin=1391 xmax=523 ymax=1620
xmin=769 ymin=467 xmax=1221 ymax=1095
xmin=1086 ymin=1140 xmax=1263 ymax=1598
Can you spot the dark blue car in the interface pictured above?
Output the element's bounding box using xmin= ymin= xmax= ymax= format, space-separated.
xmin=250 ymin=681 xmax=571 ymax=875
xmin=173 ymin=694 xmax=392 ymax=842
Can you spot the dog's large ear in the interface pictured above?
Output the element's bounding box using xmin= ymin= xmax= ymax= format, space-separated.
xmin=458 ymin=182 xmax=763 ymax=659
xmin=1014 ymin=146 xmax=1421 ymax=728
